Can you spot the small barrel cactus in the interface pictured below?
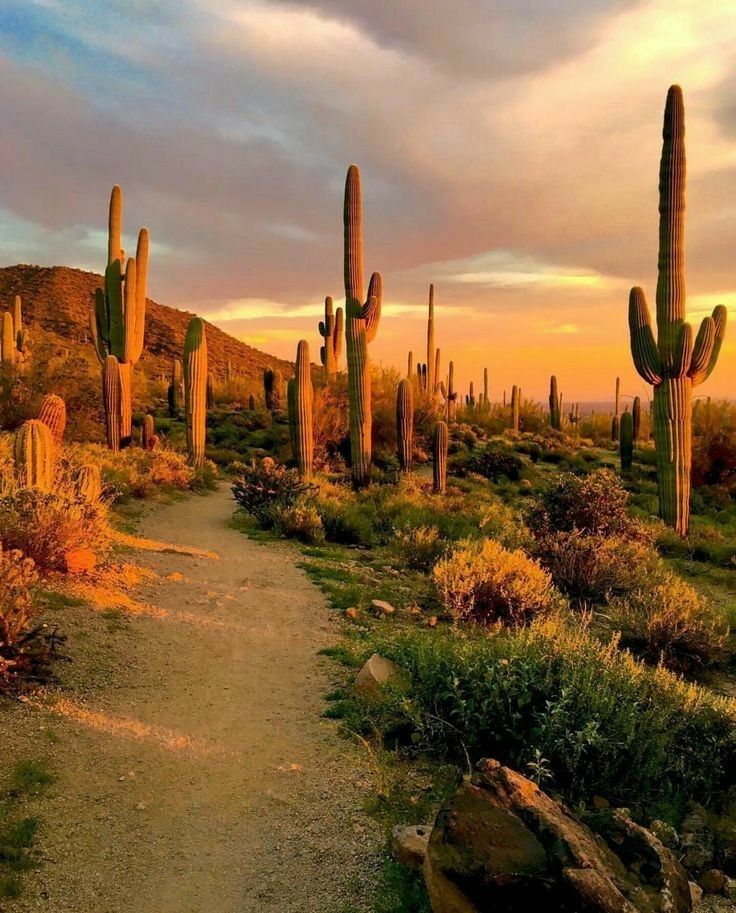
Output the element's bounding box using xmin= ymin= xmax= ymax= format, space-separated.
xmin=184 ymin=317 xmax=208 ymax=469
xmin=396 ymin=379 xmax=414 ymax=473
xmin=74 ymin=464 xmax=103 ymax=503
xmin=14 ymin=419 xmax=55 ymax=490
xmin=433 ymin=421 xmax=448 ymax=494
xmin=38 ymin=394 xmax=67 ymax=444
xmin=142 ymin=414 xmax=157 ymax=451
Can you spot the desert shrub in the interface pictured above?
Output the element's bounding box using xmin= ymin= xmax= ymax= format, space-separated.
xmin=528 ymin=469 xmax=646 ymax=541
xmin=0 ymin=486 xmax=111 ymax=574
xmin=368 ymin=617 xmax=736 ymax=814
xmin=392 ymin=526 xmax=447 ymax=571
xmin=272 ymin=503 xmax=325 ymax=544
xmin=432 ymin=539 xmax=560 ymax=626
xmin=315 ymin=491 xmax=381 ymax=546
xmin=464 ymin=442 xmax=525 ymax=481
xmin=606 ymin=575 xmax=728 ymax=669
xmin=0 ymin=548 xmax=41 ymax=689
xmin=63 ymin=443 xmax=196 ymax=500
xmin=231 ymin=461 xmax=314 ymax=528
xmin=536 ymin=532 xmax=661 ymax=603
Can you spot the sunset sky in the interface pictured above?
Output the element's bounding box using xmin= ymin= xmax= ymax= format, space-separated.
xmin=0 ymin=0 xmax=735 ymax=401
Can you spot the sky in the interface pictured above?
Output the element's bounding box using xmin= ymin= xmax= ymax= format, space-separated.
xmin=0 ymin=0 xmax=735 ymax=402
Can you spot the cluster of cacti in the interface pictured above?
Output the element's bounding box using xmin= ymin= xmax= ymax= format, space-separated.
xmin=568 ymin=403 xmax=580 ymax=425
xmin=37 ymin=393 xmax=67 ymax=444
xmin=168 ymin=359 xmax=183 ymax=417
xmin=344 ymin=164 xmax=382 ymax=487
xmin=291 ymin=340 xmax=314 ymax=477
xmin=13 ymin=419 xmax=55 ymax=490
xmin=142 ymin=414 xmax=158 ymax=451
xmin=465 ymin=382 xmax=475 ymax=407
xmin=263 ymin=368 xmax=283 ymax=412
xmin=549 ymin=376 xmax=562 ymax=430
xmin=396 ymin=379 xmax=414 ymax=473
xmin=319 ymin=296 xmax=344 ymax=376
xmin=628 ymin=86 xmax=726 ymax=535
xmin=433 ymin=421 xmax=448 ymax=494
xmin=620 ymin=411 xmax=634 ymax=470
xmin=90 ymin=185 xmax=149 ymax=447
xmin=183 ymin=317 xmax=208 ymax=469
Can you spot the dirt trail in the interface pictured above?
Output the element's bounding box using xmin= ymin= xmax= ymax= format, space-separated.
xmin=10 ymin=485 xmax=380 ymax=913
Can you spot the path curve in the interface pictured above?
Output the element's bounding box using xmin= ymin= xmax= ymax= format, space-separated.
xmin=13 ymin=485 xmax=379 ymax=913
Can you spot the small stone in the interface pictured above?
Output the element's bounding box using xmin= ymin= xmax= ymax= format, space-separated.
xmin=136 ymin=802 xmax=146 ymax=811
xmin=354 ymin=654 xmax=409 ymax=701
xmin=344 ymin=607 xmax=360 ymax=622
xmin=426 ymin=616 xmax=438 ymax=628
xmin=391 ymin=825 xmax=431 ymax=869
xmin=370 ymin=599 xmax=396 ymax=616
xmin=699 ymin=869 xmax=726 ymax=895
xmin=592 ymin=796 xmax=610 ymax=810
xmin=689 ymin=881 xmax=703 ymax=908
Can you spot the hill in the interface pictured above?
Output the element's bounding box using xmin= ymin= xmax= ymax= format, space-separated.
xmin=0 ymin=265 xmax=292 ymax=382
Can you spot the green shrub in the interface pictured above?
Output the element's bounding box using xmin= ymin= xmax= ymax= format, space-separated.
xmin=465 ymin=442 xmax=525 ymax=481
xmin=392 ymin=525 xmax=447 ymax=571
xmin=272 ymin=503 xmax=325 ymax=544
xmin=606 ymin=575 xmax=728 ymax=669
xmin=368 ymin=618 xmax=736 ymax=815
xmin=231 ymin=461 xmax=314 ymax=529
xmin=432 ymin=539 xmax=560 ymax=626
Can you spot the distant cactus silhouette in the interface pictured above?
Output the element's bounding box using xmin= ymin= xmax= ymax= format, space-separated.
xmin=396 ymin=379 xmax=414 ymax=473
xmin=433 ymin=421 xmax=448 ymax=494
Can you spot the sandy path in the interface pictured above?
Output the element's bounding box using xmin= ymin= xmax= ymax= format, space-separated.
xmin=9 ymin=485 xmax=379 ymax=913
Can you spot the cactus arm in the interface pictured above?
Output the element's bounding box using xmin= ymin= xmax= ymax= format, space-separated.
xmin=688 ymin=316 xmax=715 ymax=384
xmin=344 ymin=165 xmax=364 ymax=304
xmin=362 ymin=272 xmax=382 ymax=342
xmin=333 ymin=307 xmax=344 ymax=362
xmin=122 ymin=257 xmax=138 ymax=364
xmin=132 ymin=228 xmax=149 ymax=363
xmin=628 ymin=287 xmax=662 ymax=385
xmin=673 ymin=321 xmax=693 ymax=378
xmin=692 ymin=305 xmax=727 ymax=386
xmin=108 ymin=185 xmax=123 ymax=264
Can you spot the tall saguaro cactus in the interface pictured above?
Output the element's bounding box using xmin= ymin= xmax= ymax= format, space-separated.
xmin=293 ymin=340 xmax=314 ymax=477
xmin=396 ymin=379 xmax=414 ymax=473
xmin=549 ymin=375 xmax=561 ymax=430
xmin=91 ymin=185 xmax=149 ymax=447
xmin=433 ymin=421 xmax=448 ymax=494
xmin=184 ymin=317 xmax=208 ymax=469
xmin=511 ymin=385 xmax=520 ymax=432
xmin=426 ymin=284 xmax=436 ymax=394
xmin=319 ymin=297 xmax=344 ymax=376
xmin=628 ymin=86 xmax=726 ymax=535
xmin=344 ymin=164 xmax=382 ymax=487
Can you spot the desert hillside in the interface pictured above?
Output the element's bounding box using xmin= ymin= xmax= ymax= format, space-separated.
xmin=0 ymin=264 xmax=292 ymax=382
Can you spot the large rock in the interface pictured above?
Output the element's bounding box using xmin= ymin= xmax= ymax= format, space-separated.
xmin=354 ymin=653 xmax=409 ymax=700
xmin=425 ymin=758 xmax=691 ymax=913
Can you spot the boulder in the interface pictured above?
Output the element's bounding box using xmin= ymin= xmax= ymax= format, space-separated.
xmin=391 ymin=824 xmax=432 ymax=869
xmin=370 ymin=599 xmax=396 ymax=616
xmin=354 ymin=654 xmax=409 ymax=701
xmin=425 ymin=758 xmax=691 ymax=913
xmin=700 ymin=871 xmax=726 ymax=895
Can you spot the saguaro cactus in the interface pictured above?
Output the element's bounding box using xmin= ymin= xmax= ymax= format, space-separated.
xmin=184 ymin=317 xmax=208 ymax=469
xmin=142 ymin=414 xmax=158 ymax=451
xmin=628 ymin=86 xmax=726 ymax=535
xmin=344 ymin=164 xmax=382 ymax=487
xmin=433 ymin=421 xmax=448 ymax=494
xmin=248 ymin=393 xmax=256 ymax=411
xmin=483 ymin=368 xmax=489 ymax=409
xmin=549 ymin=376 xmax=561 ymax=430
xmin=263 ymin=368 xmax=283 ymax=412
xmin=439 ymin=361 xmax=457 ymax=421
xmin=1 ymin=312 xmax=15 ymax=366
xmin=407 ymin=351 xmax=414 ymax=380
xmin=319 ymin=296 xmax=344 ymax=376
xmin=396 ymin=379 xmax=414 ymax=473
xmin=632 ymin=396 xmax=642 ymax=442
xmin=620 ymin=411 xmax=634 ymax=470
xmin=38 ymin=394 xmax=67 ymax=444
xmin=426 ymin=284 xmax=436 ymax=394
xmin=293 ymin=340 xmax=314 ymax=477
xmin=12 ymin=296 xmax=25 ymax=357
xmin=511 ymin=385 xmax=520 ymax=432
xmin=90 ymin=185 xmax=149 ymax=446
xmin=168 ymin=359 xmax=183 ymax=417
xmin=207 ymin=372 xmax=215 ymax=410
xmin=102 ymin=355 xmax=122 ymax=452
xmin=14 ymin=420 xmax=55 ymax=490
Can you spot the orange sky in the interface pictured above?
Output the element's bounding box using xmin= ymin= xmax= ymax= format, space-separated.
xmin=1 ymin=0 xmax=735 ymax=400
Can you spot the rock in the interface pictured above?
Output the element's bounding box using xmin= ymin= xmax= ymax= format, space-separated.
xmin=425 ymin=758 xmax=691 ymax=913
xmin=354 ymin=654 xmax=409 ymax=701
xmin=690 ymin=881 xmax=704 ymax=908
xmin=651 ymin=819 xmax=680 ymax=851
xmin=370 ymin=599 xmax=396 ymax=616
xmin=391 ymin=824 xmax=431 ymax=869
xmin=344 ymin=607 xmax=360 ymax=622
xmin=700 ymin=870 xmax=726 ymax=895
